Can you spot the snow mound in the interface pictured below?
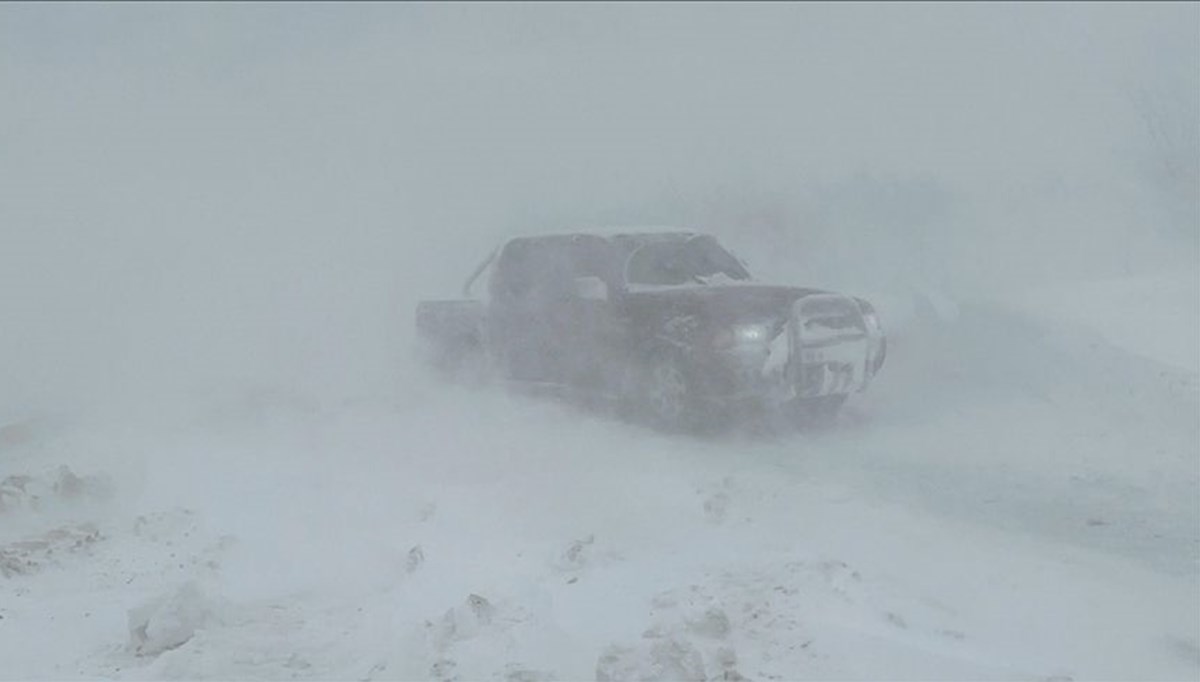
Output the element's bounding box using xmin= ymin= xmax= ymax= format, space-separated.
xmin=0 ymin=465 xmax=113 ymax=516
xmin=127 ymin=581 xmax=222 ymax=657
xmin=0 ymin=523 xmax=102 ymax=578
xmin=436 ymin=593 xmax=499 ymax=644
xmin=595 ymin=637 xmax=710 ymax=682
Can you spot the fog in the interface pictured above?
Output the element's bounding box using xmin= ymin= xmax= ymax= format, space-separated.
xmin=2 ymin=5 xmax=1199 ymax=679
xmin=2 ymin=2 xmax=1196 ymax=417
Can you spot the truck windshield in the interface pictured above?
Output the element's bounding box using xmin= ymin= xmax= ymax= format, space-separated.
xmin=624 ymin=235 xmax=751 ymax=286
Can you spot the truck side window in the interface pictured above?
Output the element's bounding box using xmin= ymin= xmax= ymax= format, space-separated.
xmin=489 ymin=240 xmax=536 ymax=301
xmin=572 ymin=238 xmax=617 ymax=285
xmin=490 ymin=237 xmax=615 ymax=303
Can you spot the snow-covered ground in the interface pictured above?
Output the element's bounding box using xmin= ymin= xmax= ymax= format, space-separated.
xmin=1 ymin=268 xmax=1196 ymax=681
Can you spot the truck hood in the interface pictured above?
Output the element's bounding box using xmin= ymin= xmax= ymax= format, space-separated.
xmin=621 ymin=282 xmax=831 ymax=324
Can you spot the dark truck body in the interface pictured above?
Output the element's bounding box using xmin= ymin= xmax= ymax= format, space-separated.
xmin=416 ymin=230 xmax=885 ymax=428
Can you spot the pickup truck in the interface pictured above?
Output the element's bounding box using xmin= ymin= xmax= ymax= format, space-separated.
xmin=416 ymin=230 xmax=885 ymax=430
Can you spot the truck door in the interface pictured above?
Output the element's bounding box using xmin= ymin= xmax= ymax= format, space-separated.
xmin=487 ymin=236 xmax=621 ymax=387
xmin=556 ymin=238 xmax=625 ymax=393
xmin=486 ymin=238 xmax=577 ymax=382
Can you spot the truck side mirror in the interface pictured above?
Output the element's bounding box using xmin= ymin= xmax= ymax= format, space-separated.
xmin=573 ymin=276 xmax=609 ymax=301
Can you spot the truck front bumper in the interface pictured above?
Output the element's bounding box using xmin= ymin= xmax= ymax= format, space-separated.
xmin=691 ymin=294 xmax=885 ymax=409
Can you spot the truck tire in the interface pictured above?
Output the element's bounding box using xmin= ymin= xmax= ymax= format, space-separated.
xmin=431 ymin=336 xmax=491 ymax=386
xmin=627 ymin=350 xmax=700 ymax=432
xmin=456 ymin=340 xmax=493 ymax=387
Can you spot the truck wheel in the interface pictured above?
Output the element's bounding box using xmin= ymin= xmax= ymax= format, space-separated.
xmin=456 ymin=342 xmax=492 ymax=386
xmin=633 ymin=351 xmax=698 ymax=431
xmin=433 ymin=337 xmax=490 ymax=386
xmin=791 ymin=394 xmax=847 ymax=429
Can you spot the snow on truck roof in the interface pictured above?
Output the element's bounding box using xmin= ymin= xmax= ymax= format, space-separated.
xmin=582 ymin=226 xmax=697 ymax=238
xmin=503 ymin=228 xmax=699 ymax=248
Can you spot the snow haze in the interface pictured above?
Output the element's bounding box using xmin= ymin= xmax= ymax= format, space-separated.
xmin=1 ymin=4 xmax=1197 ymax=680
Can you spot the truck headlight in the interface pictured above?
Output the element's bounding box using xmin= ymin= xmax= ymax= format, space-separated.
xmin=735 ymin=324 xmax=769 ymax=343
xmin=712 ymin=323 xmax=771 ymax=350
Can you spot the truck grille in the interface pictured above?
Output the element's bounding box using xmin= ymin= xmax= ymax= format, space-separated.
xmin=788 ymin=295 xmax=870 ymax=397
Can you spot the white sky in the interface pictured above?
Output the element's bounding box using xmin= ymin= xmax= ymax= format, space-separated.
xmin=1 ymin=2 xmax=1196 ymax=414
